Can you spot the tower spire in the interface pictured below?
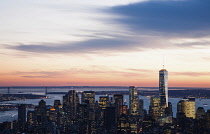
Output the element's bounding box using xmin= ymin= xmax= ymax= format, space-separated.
xmin=163 ymin=55 xmax=165 ymax=69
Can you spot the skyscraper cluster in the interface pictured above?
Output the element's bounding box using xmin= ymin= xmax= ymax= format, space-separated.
xmin=1 ymin=68 xmax=210 ymax=133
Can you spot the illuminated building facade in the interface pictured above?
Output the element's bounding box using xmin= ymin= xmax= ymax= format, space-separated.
xmin=82 ymin=91 xmax=95 ymax=109
xmin=149 ymin=97 xmax=161 ymax=121
xmin=129 ymin=86 xmax=139 ymax=116
xmin=63 ymin=90 xmax=79 ymax=123
xmin=99 ymin=96 xmax=109 ymax=110
xmin=177 ymin=98 xmax=195 ymax=119
xmin=129 ymin=86 xmax=139 ymax=133
xmin=114 ymin=94 xmax=123 ymax=115
xmin=159 ymin=69 xmax=168 ymax=108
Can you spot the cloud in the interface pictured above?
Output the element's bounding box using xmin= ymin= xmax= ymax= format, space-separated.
xmin=21 ymin=75 xmax=51 ymax=78
xmin=126 ymin=68 xmax=154 ymax=73
xmin=15 ymin=71 xmax=66 ymax=78
xmin=110 ymin=0 xmax=210 ymax=36
xmin=8 ymin=38 xmax=139 ymax=53
xmin=171 ymin=72 xmax=210 ymax=77
xmin=9 ymin=67 xmax=154 ymax=79
xmin=203 ymin=57 xmax=210 ymax=61
xmin=6 ymin=0 xmax=210 ymax=55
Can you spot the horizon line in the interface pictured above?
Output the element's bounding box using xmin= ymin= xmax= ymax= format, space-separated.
xmin=0 ymin=86 xmax=210 ymax=89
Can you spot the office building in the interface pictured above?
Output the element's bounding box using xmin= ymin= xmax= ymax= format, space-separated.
xmin=27 ymin=111 xmax=36 ymax=126
xmin=129 ymin=86 xmax=139 ymax=133
xmin=63 ymin=90 xmax=79 ymax=122
xmin=82 ymin=91 xmax=95 ymax=109
xmin=149 ymin=97 xmax=161 ymax=121
xmin=104 ymin=106 xmax=117 ymax=133
xmin=129 ymin=86 xmax=139 ymax=116
xmin=114 ymin=94 xmax=123 ymax=115
xmin=159 ymin=68 xmax=168 ymax=108
xmin=196 ymin=107 xmax=205 ymax=119
xmin=35 ymin=100 xmax=47 ymax=125
xmin=177 ymin=98 xmax=195 ymax=119
xmin=99 ymin=96 xmax=109 ymax=110
xmin=18 ymin=104 xmax=26 ymax=130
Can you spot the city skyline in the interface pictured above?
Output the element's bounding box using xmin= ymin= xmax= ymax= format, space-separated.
xmin=0 ymin=0 xmax=210 ymax=87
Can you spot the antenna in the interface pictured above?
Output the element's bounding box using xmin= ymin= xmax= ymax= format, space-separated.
xmin=163 ymin=55 xmax=165 ymax=69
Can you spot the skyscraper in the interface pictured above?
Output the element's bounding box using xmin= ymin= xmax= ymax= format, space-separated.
xmin=35 ymin=100 xmax=47 ymax=125
xmin=159 ymin=68 xmax=168 ymax=108
xmin=149 ymin=97 xmax=161 ymax=121
xmin=129 ymin=86 xmax=139 ymax=133
xmin=104 ymin=106 xmax=117 ymax=133
xmin=63 ymin=90 xmax=79 ymax=122
xmin=114 ymin=94 xmax=123 ymax=115
xmin=82 ymin=91 xmax=95 ymax=109
xmin=18 ymin=104 xmax=26 ymax=131
xmin=82 ymin=91 xmax=96 ymax=133
xmin=129 ymin=86 xmax=139 ymax=116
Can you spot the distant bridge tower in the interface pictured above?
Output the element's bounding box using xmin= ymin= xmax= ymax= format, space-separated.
xmin=45 ymin=87 xmax=47 ymax=95
xmin=8 ymin=87 xmax=10 ymax=94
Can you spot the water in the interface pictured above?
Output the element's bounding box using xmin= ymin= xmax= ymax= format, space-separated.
xmin=1 ymin=87 xmax=210 ymax=123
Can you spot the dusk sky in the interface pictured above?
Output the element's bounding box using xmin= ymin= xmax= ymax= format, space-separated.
xmin=1 ymin=0 xmax=210 ymax=87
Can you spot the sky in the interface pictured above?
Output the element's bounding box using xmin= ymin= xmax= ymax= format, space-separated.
xmin=0 ymin=0 xmax=210 ymax=87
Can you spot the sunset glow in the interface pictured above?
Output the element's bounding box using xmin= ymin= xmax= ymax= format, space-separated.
xmin=0 ymin=0 xmax=210 ymax=87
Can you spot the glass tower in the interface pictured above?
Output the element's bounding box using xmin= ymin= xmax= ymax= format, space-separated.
xmin=129 ymin=86 xmax=139 ymax=133
xmin=129 ymin=86 xmax=139 ymax=115
xmin=159 ymin=69 xmax=168 ymax=108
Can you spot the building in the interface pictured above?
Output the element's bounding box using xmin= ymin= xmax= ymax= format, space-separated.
xmin=129 ymin=86 xmax=140 ymax=133
xmin=113 ymin=94 xmax=123 ymax=115
xmin=77 ymin=104 xmax=89 ymax=133
xmin=82 ymin=91 xmax=95 ymax=109
xmin=35 ymin=100 xmax=47 ymax=125
xmin=18 ymin=104 xmax=26 ymax=131
xmin=63 ymin=90 xmax=79 ymax=122
xmin=99 ymin=96 xmax=109 ymax=110
xmin=117 ymin=113 xmax=130 ymax=133
xmin=27 ymin=110 xmax=36 ymax=126
xmin=149 ymin=97 xmax=161 ymax=121
xmin=104 ymin=106 xmax=117 ymax=133
xmin=129 ymin=86 xmax=139 ymax=116
xmin=177 ymin=98 xmax=195 ymax=119
xmin=122 ymin=105 xmax=128 ymax=115
xmin=196 ymin=107 xmax=205 ymax=120
xmin=159 ymin=68 xmax=168 ymax=108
